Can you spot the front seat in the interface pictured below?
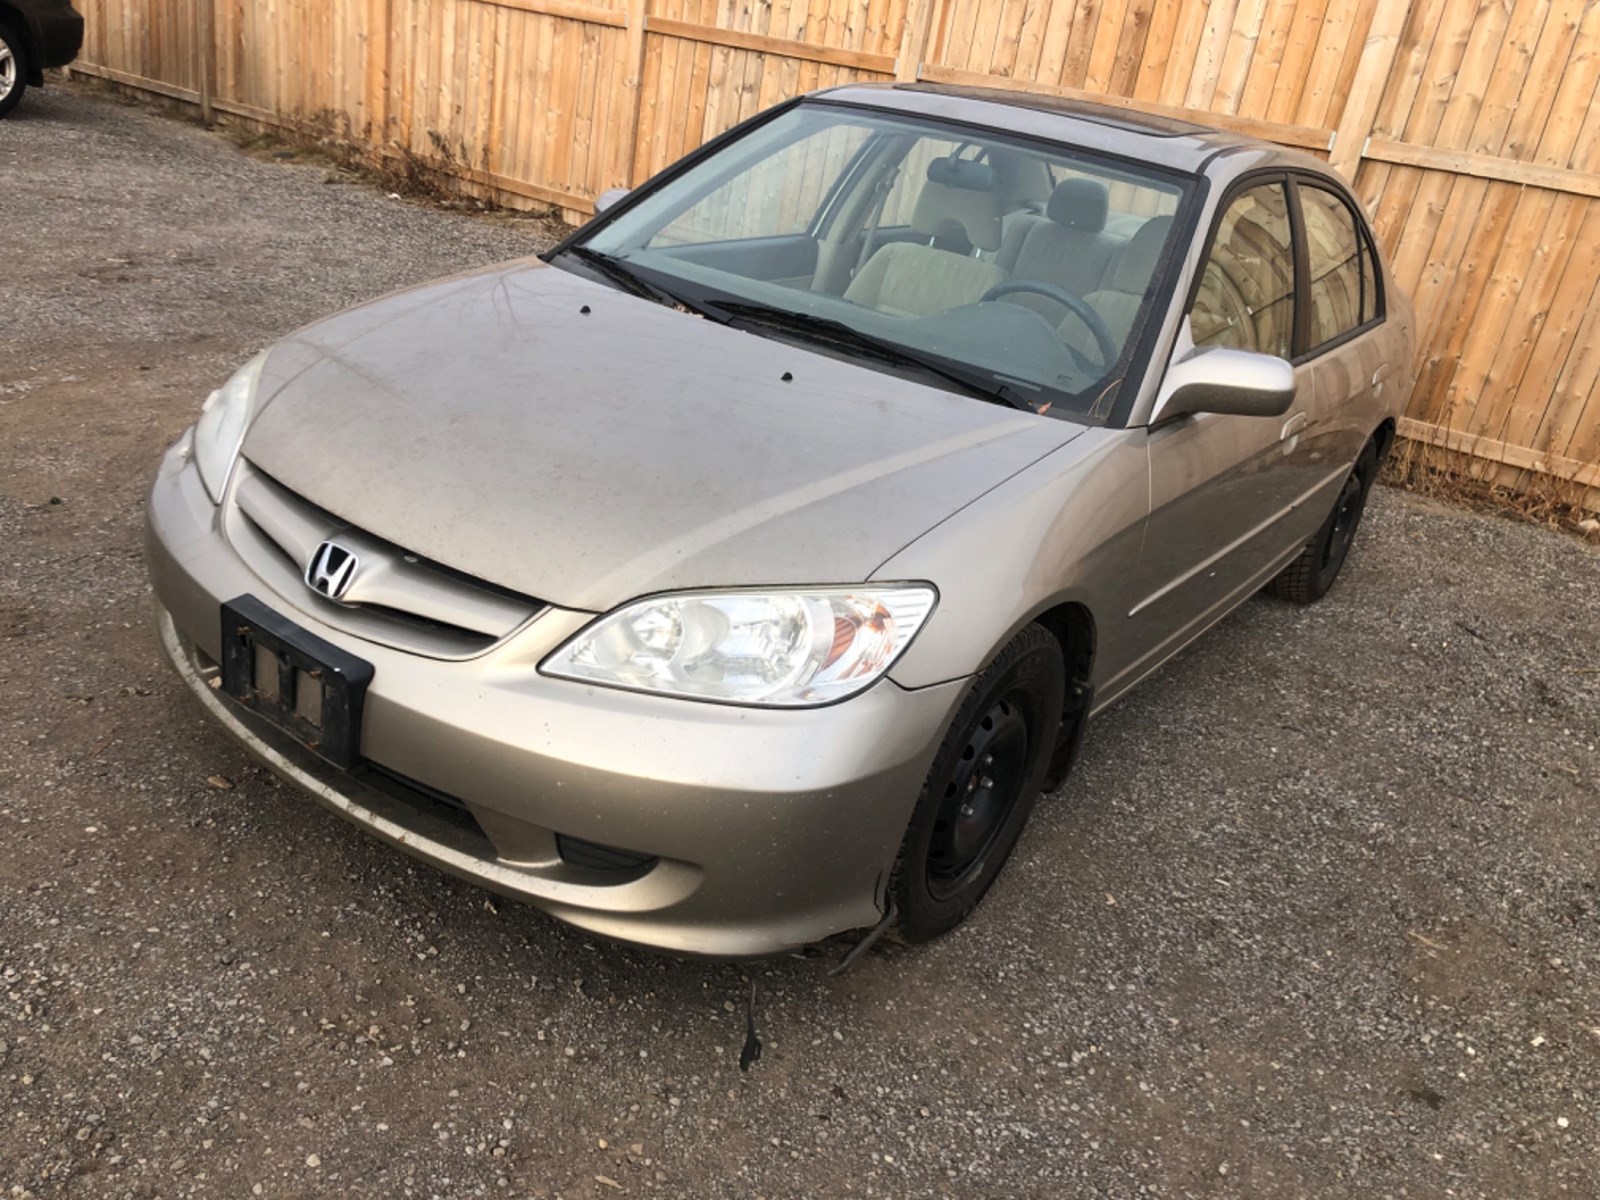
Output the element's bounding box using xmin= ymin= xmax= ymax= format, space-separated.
xmin=843 ymin=158 xmax=1005 ymax=318
xmin=1001 ymin=177 xmax=1123 ymax=324
xmin=1059 ymin=216 xmax=1175 ymax=361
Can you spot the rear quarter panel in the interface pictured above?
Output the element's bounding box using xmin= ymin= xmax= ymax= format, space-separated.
xmin=1342 ymin=182 xmax=1416 ymax=443
xmin=1383 ymin=266 xmax=1419 ymax=423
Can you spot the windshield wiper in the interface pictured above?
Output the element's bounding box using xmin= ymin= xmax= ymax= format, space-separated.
xmin=704 ymin=300 xmax=1041 ymax=413
xmin=558 ymin=246 xmax=718 ymax=318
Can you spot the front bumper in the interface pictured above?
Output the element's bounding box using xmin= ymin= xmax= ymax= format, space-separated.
xmin=146 ymin=438 xmax=965 ymax=956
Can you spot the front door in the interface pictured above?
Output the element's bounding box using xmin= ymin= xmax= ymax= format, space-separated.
xmin=1115 ymin=180 xmax=1313 ymax=692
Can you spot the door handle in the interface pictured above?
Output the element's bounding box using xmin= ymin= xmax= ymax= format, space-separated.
xmin=1281 ymin=412 xmax=1309 ymax=441
xmin=1372 ymin=367 xmax=1391 ymax=396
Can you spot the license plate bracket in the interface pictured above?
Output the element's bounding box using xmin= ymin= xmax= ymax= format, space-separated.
xmin=219 ymin=595 xmax=374 ymax=769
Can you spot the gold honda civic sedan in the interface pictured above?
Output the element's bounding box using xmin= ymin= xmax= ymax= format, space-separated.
xmin=147 ymin=84 xmax=1413 ymax=955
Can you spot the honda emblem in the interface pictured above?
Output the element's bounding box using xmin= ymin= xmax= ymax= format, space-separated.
xmin=305 ymin=541 xmax=359 ymax=600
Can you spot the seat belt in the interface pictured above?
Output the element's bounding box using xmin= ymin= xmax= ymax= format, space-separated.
xmin=852 ymin=165 xmax=901 ymax=279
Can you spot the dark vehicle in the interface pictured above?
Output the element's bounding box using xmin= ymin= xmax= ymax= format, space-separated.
xmin=0 ymin=0 xmax=83 ymax=117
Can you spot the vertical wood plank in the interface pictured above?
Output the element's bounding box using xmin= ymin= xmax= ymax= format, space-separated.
xmin=1327 ymin=0 xmax=1412 ymax=178
xmin=1211 ymin=0 xmax=1270 ymax=114
xmin=895 ymin=0 xmax=938 ymax=79
xmin=613 ymin=0 xmax=650 ymax=185
xmin=196 ymin=0 xmax=215 ymax=125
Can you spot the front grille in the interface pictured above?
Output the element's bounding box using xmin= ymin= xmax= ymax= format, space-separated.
xmin=360 ymin=762 xmax=494 ymax=849
xmin=369 ymin=766 xmax=658 ymax=881
xmin=225 ymin=461 xmax=545 ymax=658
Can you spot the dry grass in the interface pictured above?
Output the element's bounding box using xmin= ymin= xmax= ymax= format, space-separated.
xmin=1385 ymin=436 xmax=1600 ymax=544
xmin=220 ymin=109 xmax=570 ymax=239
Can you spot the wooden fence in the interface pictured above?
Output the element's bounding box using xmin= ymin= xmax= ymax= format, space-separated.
xmin=71 ymin=0 xmax=1600 ymax=506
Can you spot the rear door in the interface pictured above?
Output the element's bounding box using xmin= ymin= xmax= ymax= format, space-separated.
xmin=1291 ymin=179 xmax=1390 ymax=493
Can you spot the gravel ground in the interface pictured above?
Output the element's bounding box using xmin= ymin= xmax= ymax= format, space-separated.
xmin=3 ymin=82 xmax=1599 ymax=1200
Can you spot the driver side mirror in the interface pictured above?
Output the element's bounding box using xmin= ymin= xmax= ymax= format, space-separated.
xmin=594 ymin=186 xmax=630 ymax=215
xmin=1152 ymin=347 xmax=1296 ymax=423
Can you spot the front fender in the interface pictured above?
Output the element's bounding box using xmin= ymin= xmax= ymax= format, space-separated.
xmin=880 ymin=426 xmax=1150 ymax=692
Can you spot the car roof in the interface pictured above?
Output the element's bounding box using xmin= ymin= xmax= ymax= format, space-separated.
xmin=808 ymin=82 xmax=1326 ymax=179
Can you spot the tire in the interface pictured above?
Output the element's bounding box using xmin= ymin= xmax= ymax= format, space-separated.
xmin=1269 ymin=440 xmax=1379 ymax=605
xmin=0 ymin=24 xmax=26 ymax=119
xmin=889 ymin=623 xmax=1065 ymax=943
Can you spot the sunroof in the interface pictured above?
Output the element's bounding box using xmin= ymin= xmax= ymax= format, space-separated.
xmin=900 ymin=83 xmax=1214 ymax=138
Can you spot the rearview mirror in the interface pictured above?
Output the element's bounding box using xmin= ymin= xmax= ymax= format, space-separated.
xmin=1153 ymin=348 xmax=1296 ymax=423
xmin=594 ymin=187 xmax=630 ymax=215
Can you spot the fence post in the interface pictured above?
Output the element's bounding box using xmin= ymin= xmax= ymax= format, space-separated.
xmin=1327 ymin=0 xmax=1412 ymax=182
xmin=895 ymin=0 xmax=941 ymax=82
xmin=196 ymin=0 xmax=215 ymax=126
xmin=373 ymin=0 xmax=394 ymax=146
xmin=612 ymin=0 xmax=650 ymax=189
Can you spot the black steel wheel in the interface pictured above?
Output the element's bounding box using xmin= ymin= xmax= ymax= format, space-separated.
xmin=889 ymin=623 xmax=1065 ymax=943
xmin=1321 ymin=473 xmax=1365 ymax=568
xmin=925 ymin=695 xmax=1031 ymax=900
xmin=1269 ymin=439 xmax=1379 ymax=605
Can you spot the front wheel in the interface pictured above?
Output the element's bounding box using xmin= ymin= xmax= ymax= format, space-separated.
xmin=0 ymin=25 xmax=27 ymax=118
xmin=1269 ymin=440 xmax=1379 ymax=604
xmin=889 ymin=623 xmax=1065 ymax=943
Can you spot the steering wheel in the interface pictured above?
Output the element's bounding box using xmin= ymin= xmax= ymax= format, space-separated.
xmin=979 ymin=279 xmax=1118 ymax=374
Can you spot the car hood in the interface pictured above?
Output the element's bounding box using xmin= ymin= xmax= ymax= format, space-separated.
xmin=242 ymin=259 xmax=1083 ymax=611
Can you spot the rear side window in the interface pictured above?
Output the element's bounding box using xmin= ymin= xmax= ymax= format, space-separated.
xmin=1298 ymin=184 xmax=1372 ymax=350
xmin=878 ymin=137 xmax=974 ymax=227
xmin=1190 ymin=182 xmax=1296 ymax=359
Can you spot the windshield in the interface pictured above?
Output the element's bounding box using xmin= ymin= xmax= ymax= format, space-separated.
xmin=562 ymin=101 xmax=1194 ymax=423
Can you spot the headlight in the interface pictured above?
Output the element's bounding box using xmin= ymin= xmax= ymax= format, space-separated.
xmin=541 ymin=586 xmax=937 ymax=707
xmin=193 ymin=353 xmax=266 ymax=502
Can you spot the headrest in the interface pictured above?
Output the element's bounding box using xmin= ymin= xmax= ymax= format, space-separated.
xmin=1107 ymin=215 xmax=1175 ymax=294
xmin=927 ymin=156 xmax=995 ymax=192
xmin=911 ymin=164 xmax=1002 ymax=253
xmin=1047 ymin=178 xmax=1110 ymax=231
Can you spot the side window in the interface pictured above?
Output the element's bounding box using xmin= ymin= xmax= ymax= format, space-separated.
xmin=1052 ymin=164 xmax=1179 ymax=222
xmin=1190 ymin=182 xmax=1295 ymax=358
xmin=1360 ymin=231 xmax=1379 ymax=330
xmin=1298 ymin=184 xmax=1369 ymax=349
xmin=877 ymin=137 xmax=971 ymax=228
